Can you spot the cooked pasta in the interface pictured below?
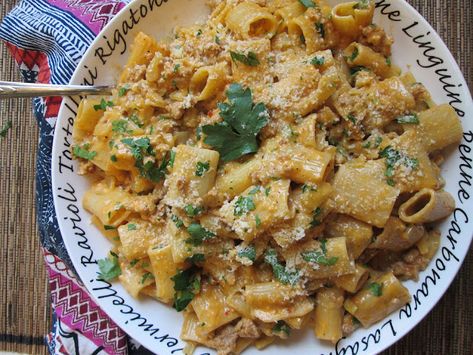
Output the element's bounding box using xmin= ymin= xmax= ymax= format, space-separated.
xmin=71 ymin=0 xmax=462 ymax=353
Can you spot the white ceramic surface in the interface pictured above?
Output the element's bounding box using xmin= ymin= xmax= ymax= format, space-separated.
xmin=52 ymin=1 xmax=473 ymax=354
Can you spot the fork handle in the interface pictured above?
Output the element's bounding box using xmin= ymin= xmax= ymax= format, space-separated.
xmin=0 ymin=81 xmax=113 ymax=99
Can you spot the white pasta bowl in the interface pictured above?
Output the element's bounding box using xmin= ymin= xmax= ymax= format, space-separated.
xmin=51 ymin=0 xmax=473 ymax=354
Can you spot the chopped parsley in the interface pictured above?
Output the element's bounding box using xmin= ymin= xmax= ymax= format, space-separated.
xmin=93 ymin=98 xmax=114 ymax=111
xmin=97 ymin=251 xmax=121 ymax=281
xmin=169 ymin=150 xmax=176 ymax=168
xmin=315 ymin=22 xmax=325 ymax=38
xmin=141 ymin=272 xmax=154 ymax=284
xmin=118 ymin=85 xmax=130 ymax=97
xmin=379 ymin=146 xmax=419 ymax=186
xmin=230 ymin=51 xmax=260 ymax=67
xmin=301 ymin=183 xmax=317 ymax=193
xmin=347 ymin=113 xmax=357 ymax=124
xmin=110 ymin=155 xmax=117 ymax=162
xmin=121 ymin=137 xmax=170 ymax=182
xmin=301 ymin=239 xmax=339 ymax=266
xmin=248 ymin=186 xmax=261 ymax=195
xmin=299 ymin=0 xmax=316 ymax=8
xmin=173 ymin=64 xmax=180 ymax=73
xmin=255 ymin=215 xmax=262 ymax=228
xmin=196 ymin=29 xmax=202 ymax=36
xmin=310 ymin=56 xmax=325 ymax=66
xmin=186 ymin=253 xmax=206 ymax=263
xmin=195 ymin=161 xmax=210 ymax=177
xmin=368 ymin=282 xmax=383 ymax=296
xmin=348 ymin=47 xmax=359 ymax=62
xmin=350 ymin=66 xmax=369 ymax=77
xmin=186 ymin=223 xmax=216 ymax=245
xmin=129 ymin=259 xmax=139 ymax=267
xmin=72 ymin=144 xmax=97 ymax=161
xmin=184 ymin=205 xmax=203 ymax=218
xmin=127 ymin=223 xmax=137 ymax=231
xmin=202 ymin=83 xmax=269 ymax=162
xmin=353 ymin=0 xmax=370 ymax=9
xmin=234 ymin=196 xmax=256 ymax=216
xmin=112 ymin=119 xmax=131 ymax=134
xmin=0 ymin=120 xmax=12 ymax=138
xmin=171 ymin=267 xmax=201 ymax=312
xmin=215 ymin=35 xmax=221 ymax=44
xmin=171 ymin=214 xmax=184 ymax=229
xmin=238 ymin=245 xmax=256 ymax=262
xmin=264 ymin=187 xmax=271 ymax=196
xmin=129 ymin=113 xmax=143 ymax=128
xmin=264 ymin=248 xmax=300 ymax=285
xmin=272 ymin=320 xmax=291 ymax=337
xmin=386 ymin=56 xmax=392 ymax=66
xmin=104 ymin=225 xmax=116 ymax=230
xmin=396 ymin=113 xmax=420 ymax=124
xmin=310 ymin=207 xmax=323 ymax=227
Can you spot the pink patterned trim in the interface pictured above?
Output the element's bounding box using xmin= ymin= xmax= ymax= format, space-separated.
xmin=44 ymin=249 xmax=128 ymax=355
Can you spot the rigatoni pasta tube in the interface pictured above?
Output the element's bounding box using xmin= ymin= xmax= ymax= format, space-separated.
xmin=332 ymin=1 xmax=374 ymax=37
xmin=344 ymin=272 xmax=411 ymax=327
xmin=225 ymin=2 xmax=278 ymax=39
xmin=72 ymin=99 xmax=104 ymax=141
xmin=398 ymin=188 xmax=455 ymax=223
xmin=333 ymin=264 xmax=369 ymax=293
xmin=344 ymin=42 xmax=393 ymax=78
xmin=314 ymin=287 xmax=345 ymax=343
xmin=190 ymin=62 xmax=228 ymax=101
xmin=288 ymin=14 xmax=322 ymax=53
xmin=274 ymin=2 xmax=305 ymax=33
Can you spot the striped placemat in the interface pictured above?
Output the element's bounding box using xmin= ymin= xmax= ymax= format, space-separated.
xmin=0 ymin=0 xmax=471 ymax=354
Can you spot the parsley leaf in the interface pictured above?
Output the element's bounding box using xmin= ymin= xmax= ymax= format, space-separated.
xmin=353 ymin=0 xmax=370 ymax=9
xmin=127 ymin=223 xmax=137 ymax=231
xmin=301 ymin=184 xmax=317 ymax=193
xmin=121 ymin=137 xmax=170 ymax=182
xmin=299 ymin=0 xmax=316 ymax=8
xmin=396 ymin=113 xmax=419 ymax=124
xmin=171 ymin=214 xmax=184 ymax=229
xmin=195 ymin=161 xmax=210 ymax=176
xmin=272 ymin=320 xmax=291 ymax=336
xmin=0 ymin=120 xmax=12 ymax=138
xmin=301 ymin=239 xmax=339 ymax=266
xmin=379 ymin=146 xmax=419 ymax=185
xmin=202 ymin=83 xmax=269 ymax=162
xmin=73 ymin=144 xmax=97 ymax=161
xmin=386 ymin=56 xmax=392 ymax=66
xmin=169 ymin=150 xmax=176 ymax=168
xmin=184 ymin=205 xmax=203 ymax=218
xmin=368 ymin=282 xmax=383 ymax=296
xmin=234 ymin=196 xmax=256 ymax=216
xmin=350 ymin=66 xmax=369 ymax=77
xmin=104 ymin=225 xmax=116 ymax=230
xmin=129 ymin=113 xmax=143 ymax=128
xmin=97 ymin=252 xmax=121 ymax=281
xmin=186 ymin=223 xmax=216 ymax=245
xmin=93 ymin=98 xmax=114 ymax=111
xmin=347 ymin=113 xmax=357 ymax=124
xmin=315 ymin=22 xmax=325 ymax=38
xmin=348 ymin=47 xmax=359 ymax=62
xmin=264 ymin=248 xmax=300 ymax=285
xmin=171 ymin=267 xmax=201 ymax=312
xmin=230 ymin=51 xmax=260 ymax=67
xmin=112 ymin=119 xmax=131 ymax=134
xmin=238 ymin=245 xmax=256 ymax=262
xmin=310 ymin=56 xmax=325 ymax=66
xmin=186 ymin=253 xmax=206 ymax=263
xmin=118 ymin=85 xmax=130 ymax=97
xmin=255 ymin=215 xmax=262 ymax=228
xmin=310 ymin=207 xmax=323 ymax=227
xmin=141 ymin=272 xmax=154 ymax=284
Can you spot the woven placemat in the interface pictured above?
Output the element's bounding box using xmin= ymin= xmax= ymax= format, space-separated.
xmin=0 ymin=0 xmax=471 ymax=354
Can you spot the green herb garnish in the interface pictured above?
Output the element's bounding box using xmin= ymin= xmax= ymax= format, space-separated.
xmin=234 ymin=196 xmax=256 ymax=216
xmin=171 ymin=214 xmax=184 ymax=229
xmin=315 ymin=22 xmax=325 ymax=38
xmin=238 ymin=245 xmax=256 ymax=262
xmin=379 ymin=146 xmax=419 ymax=186
xmin=104 ymin=225 xmax=116 ymax=230
xmin=264 ymin=248 xmax=300 ymax=285
xmin=301 ymin=239 xmax=338 ymax=266
xmin=272 ymin=320 xmax=291 ymax=336
xmin=171 ymin=267 xmax=201 ymax=311
xmin=368 ymin=282 xmax=383 ymax=296
xmin=186 ymin=223 xmax=216 ymax=246
xmin=310 ymin=56 xmax=325 ymax=66
xmin=186 ymin=253 xmax=206 ymax=263
xmin=348 ymin=47 xmax=359 ymax=62
xmin=127 ymin=223 xmax=137 ymax=231
xmin=73 ymin=144 xmax=97 ymax=161
xmin=230 ymin=51 xmax=260 ymax=67
xmin=97 ymin=251 xmax=121 ymax=281
xmin=195 ymin=161 xmax=210 ymax=177
xmin=353 ymin=0 xmax=370 ymax=9
xmin=0 ymin=120 xmax=12 ymax=138
xmin=255 ymin=215 xmax=262 ymax=228
xmin=112 ymin=119 xmax=131 ymax=134
xmin=118 ymin=85 xmax=130 ymax=97
xmin=141 ymin=272 xmax=154 ymax=284
xmin=396 ymin=113 xmax=419 ymax=124
xmin=202 ymin=83 xmax=269 ymax=162
xmin=310 ymin=207 xmax=323 ymax=227
xmin=93 ymin=98 xmax=114 ymax=111
xmin=299 ymin=0 xmax=316 ymax=8
xmin=184 ymin=205 xmax=203 ymax=218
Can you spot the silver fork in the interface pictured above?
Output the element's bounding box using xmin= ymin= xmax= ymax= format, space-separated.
xmin=0 ymin=81 xmax=114 ymax=99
